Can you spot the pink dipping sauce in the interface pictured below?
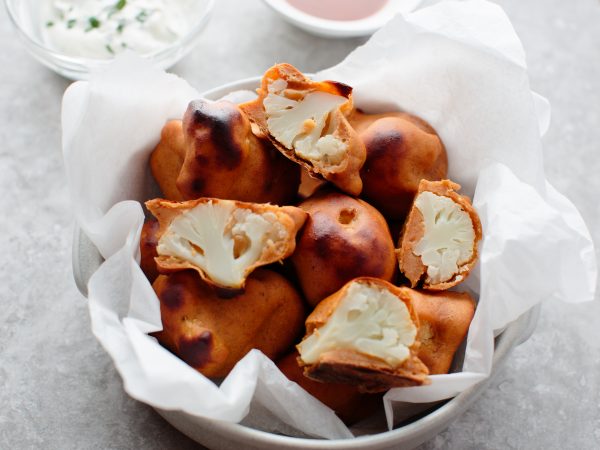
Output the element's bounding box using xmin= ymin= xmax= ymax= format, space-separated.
xmin=286 ymin=0 xmax=389 ymax=21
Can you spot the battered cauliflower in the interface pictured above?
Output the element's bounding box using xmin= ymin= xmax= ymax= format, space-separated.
xmin=413 ymin=191 xmax=476 ymax=285
xmin=298 ymin=280 xmax=417 ymax=366
xmin=146 ymin=198 xmax=307 ymax=289
xmin=296 ymin=278 xmax=429 ymax=393
xmin=240 ymin=63 xmax=366 ymax=196
xmin=397 ymin=180 xmax=482 ymax=290
xmin=263 ymin=78 xmax=348 ymax=168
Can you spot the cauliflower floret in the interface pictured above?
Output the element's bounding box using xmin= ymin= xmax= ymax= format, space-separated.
xmin=263 ymin=79 xmax=348 ymax=168
xmin=298 ymin=281 xmax=417 ymax=367
xmin=413 ymin=191 xmax=475 ymax=284
xmin=157 ymin=201 xmax=288 ymax=287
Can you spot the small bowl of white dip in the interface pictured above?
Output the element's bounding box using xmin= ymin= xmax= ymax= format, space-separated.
xmin=5 ymin=0 xmax=215 ymax=80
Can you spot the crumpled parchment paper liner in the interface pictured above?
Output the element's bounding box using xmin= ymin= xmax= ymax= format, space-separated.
xmin=62 ymin=0 xmax=596 ymax=439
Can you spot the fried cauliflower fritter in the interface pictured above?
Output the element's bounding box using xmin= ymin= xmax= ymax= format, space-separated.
xmin=150 ymin=99 xmax=300 ymax=205
xmin=146 ymin=197 xmax=307 ymax=289
xmin=241 ymin=64 xmax=366 ymax=196
xmin=297 ymin=278 xmax=429 ymax=393
xmin=350 ymin=110 xmax=447 ymax=221
xmin=291 ymin=190 xmax=396 ymax=307
xmin=397 ymin=179 xmax=482 ymax=290
xmin=408 ymin=289 xmax=476 ymax=375
xmin=153 ymin=269 xmax=305 ymax=378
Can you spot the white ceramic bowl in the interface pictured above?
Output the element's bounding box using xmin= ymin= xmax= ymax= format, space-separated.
xmin=4 ymin=0 xmax=214 ymax=80
xmin=262 ymin=0 xmax=422 ymax=38
xmin=71 ymin=76 xmax=540 ymax=449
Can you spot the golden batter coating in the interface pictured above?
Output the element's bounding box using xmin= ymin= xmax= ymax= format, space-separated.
xmin=146 ymin=197 xmax=307 ymax=289
xmin=350 ymin=110 xmax=447 ymax=221
xmin=290 ymin=190 xmax=397 ymax=307
xmin=408 ymin=289 xmax=476 ymax=375
xmin=150 ymin=120 xmax=187 ymax=201
xmin=241 ymin=64 xmax=366 ymax=196
xmin=397 ymin=179 xmax=482 ymax=290
xmin=153 ymin=269 xmax=305 ymax=378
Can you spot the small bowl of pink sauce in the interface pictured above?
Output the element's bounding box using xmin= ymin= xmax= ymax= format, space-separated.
xmin=262 ymin=0 xmax=422 ymax=38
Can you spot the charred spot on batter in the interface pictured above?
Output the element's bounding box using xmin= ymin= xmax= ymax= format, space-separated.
xmin=160 ymin=279 xmax=185 ymax=310
xmin=333 ymin=248 xmax=369 ymax=282
xmin=177 ymin=331 xmax=213 ymax=368
xmin=360 ymin=129 xmax=406 ymax=183
xmin=348 ymin=229 xmax=391 ymax=273
xmin=310 ymin=214 xmax=346 ymax=260
xmin=329 ymin=81 xmax=353 ymax=98
xmin=190 ymin=177 xmax=205 ymax=193
xmin=186 ymin=100 xmax=243 ymax=170
xmin=213 ymin=285 xmax=245 ymax=299
xmin=194 ymin=153 xmax=210 ymax=166
xmin=364 ymin=128 xmax=406 ymax=161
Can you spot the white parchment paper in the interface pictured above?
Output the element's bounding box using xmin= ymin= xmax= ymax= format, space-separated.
xmin=62 ymin=0 xmax=597 ymax=439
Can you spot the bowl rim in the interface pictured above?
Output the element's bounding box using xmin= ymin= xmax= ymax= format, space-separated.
xmin=71 ymin=74 xmax=540 ymax=447
xmin=4 ymin=0 xmax=215 ymax=65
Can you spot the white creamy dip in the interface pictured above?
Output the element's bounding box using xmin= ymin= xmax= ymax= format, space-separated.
xmin=40 ymin=0 xmax=197 ymax=59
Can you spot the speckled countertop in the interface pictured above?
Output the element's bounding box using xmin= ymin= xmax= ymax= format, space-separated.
xmin=1 ymin=0 xmax=599 ymax=448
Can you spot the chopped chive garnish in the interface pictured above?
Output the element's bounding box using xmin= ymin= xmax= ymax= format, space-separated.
xmin=121 ymin=42 xmax=128 ymax=48
xmin=46 ymin=21 xmax=54 ymax=28
xmin=135 ymin=9 xmax=149 ymax=23
xmin=67 ymin=19 xmax=77 ymax=29
xmin=86 ymin=17 xmax=101 ymax=32
xmin=116 ymin=21 xmax=125 ymax=33
xmin=106 ymin=44 xmax=115 ymax=55
xmin=109 ymin=0 xmax=127 ymax=18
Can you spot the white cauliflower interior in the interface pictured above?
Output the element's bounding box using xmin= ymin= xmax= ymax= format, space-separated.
xmin=157 ymin=201 xmax=288 ymax=287
xmin=298 ymin=281 xmax=417 ymax=367
xmin=263 ymin=78 xmax=348 ymax=169
xmin=413 ymin=191 xmax=475 ymax=284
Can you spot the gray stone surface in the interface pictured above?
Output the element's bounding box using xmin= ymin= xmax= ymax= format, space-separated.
xmin=0 ymin=0 xmax=598 ymax=449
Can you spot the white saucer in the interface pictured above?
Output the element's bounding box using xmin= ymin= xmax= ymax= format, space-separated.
xmin=262 ymin=0 xmax=423 ymax=38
